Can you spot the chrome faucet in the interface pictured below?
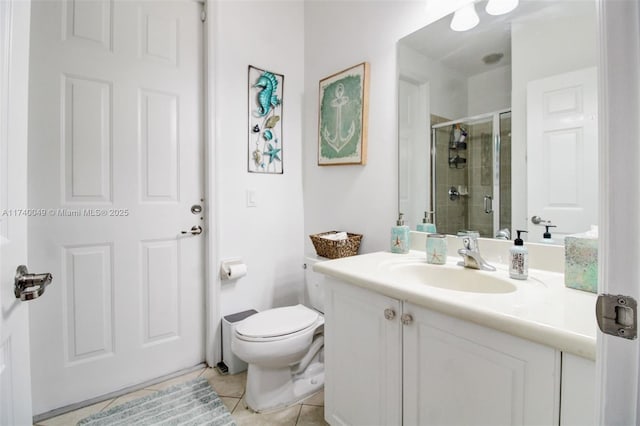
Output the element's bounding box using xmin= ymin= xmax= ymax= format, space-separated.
xmin=457 ymin=233 xmax=496 ymax=271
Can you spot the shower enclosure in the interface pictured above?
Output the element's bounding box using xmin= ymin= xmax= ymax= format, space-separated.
xmin=431 ymin=110 xmax=511 ymax=238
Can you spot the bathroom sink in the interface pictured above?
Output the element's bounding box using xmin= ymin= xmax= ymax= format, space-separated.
xmin=382 ymin=262 xmax=517 ymax=294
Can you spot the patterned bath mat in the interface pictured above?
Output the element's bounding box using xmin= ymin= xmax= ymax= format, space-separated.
xmin=77 ymin=377 xmax=236 ymax=426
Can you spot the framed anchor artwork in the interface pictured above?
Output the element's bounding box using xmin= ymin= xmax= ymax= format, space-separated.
xmin=248 ymin=65 xmax=284 ymax=174
xmin=318 ymin=62 xmax=369 ymax=165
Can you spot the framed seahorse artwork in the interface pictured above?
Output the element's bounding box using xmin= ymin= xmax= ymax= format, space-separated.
xmin=248 ymin=65 xmax=284 ymax=174
xmin=318 ymin=62 xmax=369 ymax=165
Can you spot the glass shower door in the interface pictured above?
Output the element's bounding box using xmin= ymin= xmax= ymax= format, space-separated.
xmin=431 ymin=110 xmax=511 ymax=238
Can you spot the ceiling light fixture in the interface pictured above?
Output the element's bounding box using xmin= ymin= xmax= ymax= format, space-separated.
xmin=485 ymin=0 xmax=519 ymax=16
xmin=450 ymin=3 xmax=480 ymax=32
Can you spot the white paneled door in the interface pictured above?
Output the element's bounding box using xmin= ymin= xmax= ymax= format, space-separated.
xmin=398 ymin=79 xmax=430 ymax=231
xmin=526 ymin=67 xmax=598 ymax=238
xmin=28 ymin=0 xmax=205 ymax=415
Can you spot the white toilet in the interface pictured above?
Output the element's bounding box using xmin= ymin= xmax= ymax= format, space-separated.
xmin=231 ymin=256 xmax=325 ymax=413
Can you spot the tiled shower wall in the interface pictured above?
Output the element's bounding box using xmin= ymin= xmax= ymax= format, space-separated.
xmin=499 ymin=115 xmax=512 ymax=235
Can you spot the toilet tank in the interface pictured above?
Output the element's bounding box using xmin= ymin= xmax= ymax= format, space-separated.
xmin=304 ymin=256 xmax=326 ymax=313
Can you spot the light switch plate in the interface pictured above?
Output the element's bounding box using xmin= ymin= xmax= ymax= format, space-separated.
xmin=247 ymin=189 xmax=257 ymax=207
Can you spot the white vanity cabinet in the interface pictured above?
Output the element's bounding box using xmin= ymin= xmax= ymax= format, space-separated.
xmin=324 ymin=277 xmax=564 ymax=425
xmin=560 ymin=353 xmax=596 ymax=426
xmin=324 ymin=277 xmax=403 ymax=425
xmin=403 ymin=303 xmax=560 ymax=425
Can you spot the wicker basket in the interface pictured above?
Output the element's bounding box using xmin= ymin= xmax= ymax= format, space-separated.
xmin=309 ymin=231 xmax=363 ymax=259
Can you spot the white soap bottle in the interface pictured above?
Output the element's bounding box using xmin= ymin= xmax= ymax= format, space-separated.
xmin=539 ymin=225 xmax=557 ymax=244
xmin=509 ymin=230 xmax=528 ymax=280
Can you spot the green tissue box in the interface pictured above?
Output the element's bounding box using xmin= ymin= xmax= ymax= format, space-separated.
xmin=564 ymin=236 xmax=598 ymax=293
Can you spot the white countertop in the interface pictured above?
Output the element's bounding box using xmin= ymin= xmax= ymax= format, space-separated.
xmin=314 ymin=250 xmax=597 ymax=360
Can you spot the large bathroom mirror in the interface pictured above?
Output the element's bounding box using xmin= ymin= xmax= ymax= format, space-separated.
xmin=398 ymin=0 xmax=598 ymax=242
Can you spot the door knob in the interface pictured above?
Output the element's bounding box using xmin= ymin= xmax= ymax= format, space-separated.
xmin=384 ymin=308 xmax=396 ymax=320
xmin=531 ymin=215 xmax=549 ymax=225
xmin=14 ymin=265 xmax=53 ymax=301
xmin=181 ymin=225 xmax=203 ymax=236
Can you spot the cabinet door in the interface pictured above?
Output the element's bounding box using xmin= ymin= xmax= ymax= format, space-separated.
xmin=403 ymin=303 xmax=560 ymax=426
xmin=560 ymin=353 xmax=595 ymax=426
xmin=324 ymin=278 xmax=402 ymax=426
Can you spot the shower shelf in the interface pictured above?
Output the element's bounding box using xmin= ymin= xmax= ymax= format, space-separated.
xmin=449 ymin=142 xmax=467 ymax=150
xmin=448 ymin=155 xmax=467 ymax=168
xmin=448 ymin=144 xmax=467 ymax=168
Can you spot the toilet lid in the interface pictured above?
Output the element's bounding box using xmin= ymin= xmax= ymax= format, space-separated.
xmin=235 ymin=304 xmax=319 ymax=338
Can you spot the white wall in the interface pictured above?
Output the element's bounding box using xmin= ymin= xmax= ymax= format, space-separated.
xmin=210 ymin=0 xmax=306 ymax=318
xmin=398 ymin=42 xmax=509 ymax=121
xmin=467 ymin=65 xmax=510 ymax=116
xmin=398 ymin=44 xmax=468 ymax=121
xmin=303 ymin=1 xmax=435 ymax=254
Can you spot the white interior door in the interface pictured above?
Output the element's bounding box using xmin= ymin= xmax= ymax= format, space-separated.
xmin=0 ymin=0 xmax=34 ymax=424
xmin=398 ymin=79 xmax=429 ymax=228
xmin=27 ymin=0 xmax=205 ymax=415
xmin=526 ymin=67 xmax=598 ymax=240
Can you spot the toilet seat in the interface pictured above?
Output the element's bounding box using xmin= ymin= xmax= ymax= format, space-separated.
xmin=235 ymin=304 xmax=320 ymax=341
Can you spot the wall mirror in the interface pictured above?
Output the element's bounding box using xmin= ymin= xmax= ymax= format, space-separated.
xmin=397 ymin=0 xmax=598 ymax=242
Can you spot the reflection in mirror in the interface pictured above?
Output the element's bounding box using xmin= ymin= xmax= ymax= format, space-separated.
xmin=431 ymin=110 xmax=511 ymax=238
xmin=397 ymin=0 xmax=598 ymax=242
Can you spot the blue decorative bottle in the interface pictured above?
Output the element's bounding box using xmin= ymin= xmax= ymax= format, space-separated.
xmin=416 ymin=211 xmax=437 ymax=233
xmin=391 ymin=213 xmax=410 ymax=254
xmin=426 ymin=233 xmax=447 ymax=265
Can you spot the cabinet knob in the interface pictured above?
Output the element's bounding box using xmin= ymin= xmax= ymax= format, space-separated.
xmin=401 ymin=313 xmax=413 ymax=325
xmin=384 ymin=308 xmax=396 ymax=320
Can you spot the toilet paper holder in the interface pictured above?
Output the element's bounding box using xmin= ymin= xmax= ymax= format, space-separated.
xmin=220 ymin=258 xmax=247 ymax=281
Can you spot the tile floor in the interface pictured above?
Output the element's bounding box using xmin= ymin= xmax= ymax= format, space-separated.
xmin=34 ymin=367 xmax=328 ymax=426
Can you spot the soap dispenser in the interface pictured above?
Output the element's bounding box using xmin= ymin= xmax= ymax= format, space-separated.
xmin=417 ymin=211 xmax=437 ymax=233
xmin=391 ymin=213 xmax=410 ymax=254
xmin=540 ymin=225 xmax=557 ymax=244
xmin=510 ymin=230 xmax=528 ymax=280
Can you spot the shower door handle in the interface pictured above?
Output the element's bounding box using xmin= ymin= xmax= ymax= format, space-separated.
xmin=483 ymin=195 xmax=493 ymax=214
